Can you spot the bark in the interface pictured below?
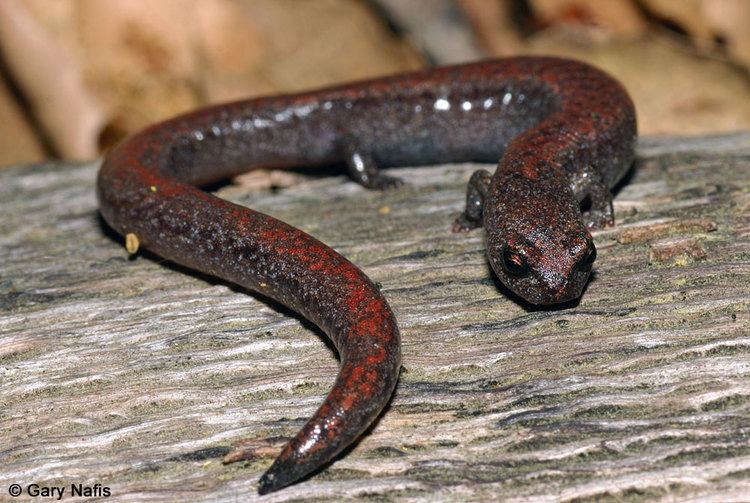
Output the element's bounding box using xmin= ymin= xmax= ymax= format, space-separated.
xmin=1 ymin=133 xmax=749 ymax=501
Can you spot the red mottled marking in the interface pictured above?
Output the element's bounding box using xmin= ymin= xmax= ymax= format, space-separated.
xmin=521 ymin=164 xmax=540 ymax=180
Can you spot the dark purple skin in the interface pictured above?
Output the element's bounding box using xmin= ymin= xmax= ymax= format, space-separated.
xmin=97 ymin=57 xmax=636 ymax=494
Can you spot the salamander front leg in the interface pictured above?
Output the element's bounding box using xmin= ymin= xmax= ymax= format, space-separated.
xmin=341 ymin=139 xmax=403 ymax=190
xmin=452 ymin=169 xmax=492 ymax=232
xmin=573 ymin=172 xmax=614 ymax=230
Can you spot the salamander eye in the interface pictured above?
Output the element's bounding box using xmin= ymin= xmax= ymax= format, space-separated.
xmin=577 ymin=245 xmax=597 ymax=270
xmin=501 ymin=247 xmax=529 ymax=277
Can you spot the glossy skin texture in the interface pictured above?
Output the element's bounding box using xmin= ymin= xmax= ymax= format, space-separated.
xmin=97 ymin=57 xmax=636 ymax=493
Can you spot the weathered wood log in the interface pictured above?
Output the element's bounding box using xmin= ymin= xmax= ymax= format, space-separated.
xmin=2 ymin=133 xmax=749 ymax=501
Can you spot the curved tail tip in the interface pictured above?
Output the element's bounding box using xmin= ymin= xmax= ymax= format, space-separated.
xmin=257 ymin=471 xmax=281 ymax=495
xmin=257 ymin=463 xmax=298 ymax=495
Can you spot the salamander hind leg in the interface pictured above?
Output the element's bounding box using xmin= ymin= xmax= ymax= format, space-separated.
xmin=452 ymin=169 xmax=492 ymax=232
xmin=340 ymin=138 xmax=403 ymax=190
xmin=572 ymin=170 xmax=615 ymax=230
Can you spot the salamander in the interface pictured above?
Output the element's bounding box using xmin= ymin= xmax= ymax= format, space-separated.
xmin=97 ymin=57 xmax=636 ymax=493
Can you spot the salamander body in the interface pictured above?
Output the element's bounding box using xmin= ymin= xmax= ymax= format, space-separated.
xmin=97 ymin=57 xmax=636 ymax=493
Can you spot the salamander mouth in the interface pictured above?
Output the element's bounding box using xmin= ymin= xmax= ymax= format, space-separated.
xmin=543 ymin=282 xmax=586 ymax=305
xmin=496 ymin=264 xmax=591 ymax=305
xmin=518 ymin=283 xmax=586 ymax=305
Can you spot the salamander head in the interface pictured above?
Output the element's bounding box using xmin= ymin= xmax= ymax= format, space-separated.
xmin=484 ymin=185 xmax=596 ymax=306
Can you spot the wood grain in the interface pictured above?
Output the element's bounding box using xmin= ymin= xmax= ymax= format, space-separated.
xmin=2 ymin=133 xmax=750 ymax=501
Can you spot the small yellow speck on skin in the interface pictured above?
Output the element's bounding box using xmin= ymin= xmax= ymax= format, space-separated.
xmin=150 ymin=185 xmax=157 ymax=192
xmin=674 ymin=255 xmax=689 ymax=267
xmin=260 ymin=282 xmax=268 ymax=288
xmin=125 ymin=233 xmax=140 ymax=254
xmin=379 ymin=206 xmax=391 ymax=215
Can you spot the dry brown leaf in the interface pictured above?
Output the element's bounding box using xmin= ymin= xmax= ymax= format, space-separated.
xmin=0 ymin=0 xmax=105 ymax=159
xmin=2 ymin=0 xmax=422 ymax=160
xmin=530 ymin=0 xmax=647 ymax=38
